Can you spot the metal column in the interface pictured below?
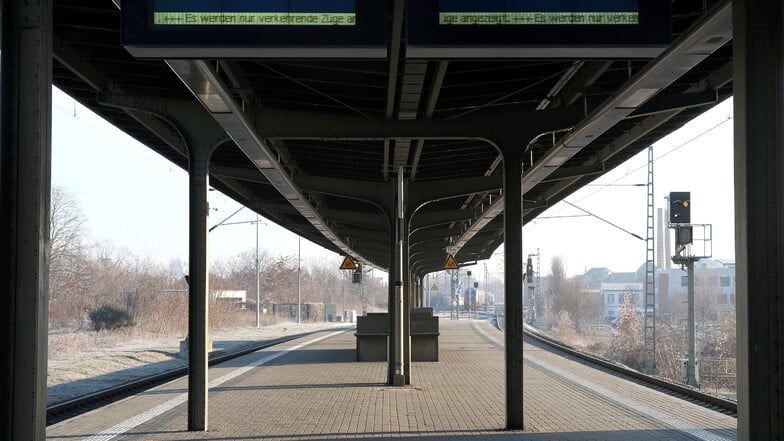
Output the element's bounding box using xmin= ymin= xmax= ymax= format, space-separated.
xmin=387 ymin=221 xmax=397 ymax=384
xmin=419 ymin=277 xmax=425 ymax=308
xmin=733 ymin=1 xmax=784 ymax=439
xmin=415 ymin=278 xmax=422 ymax=309
xmin=403 ymin=246 xmax=411 ymax=385
xmin=450 ymin=269 xmax=458 ymax=320
xmin=685 ymin=260 xmax=698 ymax=387
xmin=502 ymin=144 xmax=524 ymax=430
xmin=0 ymin=1 xmax=52 ymax=439
xmin=188 ymin=143 xmax=211 ymax=431
xmin=425 ymin=274 xmax=430 ymax=307
xmin=389 ymin=168 xmax=406 ymax=386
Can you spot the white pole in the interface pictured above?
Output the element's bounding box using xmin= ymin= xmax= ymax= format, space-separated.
xmin=370 ymin=267 xmax=374 ymax=312
xmin=484 ymin=263 xmax=488 ymax=309
xmin=255 ymin=213 xmax=260 ymax=328
xmin=297 ymin=236 xmax=301 ymax=324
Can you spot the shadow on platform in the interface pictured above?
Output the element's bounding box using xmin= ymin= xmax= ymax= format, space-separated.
xmin=48 ymin=339 xmax=350 ymax=406
xmin=57 ymin=428 xmax=733 ymax=441
xmin=135 ymin=381 xmax=386 ymax=398
xmin=217 ymin=348 xmax=358 ymax=368
xmin=212 ymin=382 xmax=386 ymax=393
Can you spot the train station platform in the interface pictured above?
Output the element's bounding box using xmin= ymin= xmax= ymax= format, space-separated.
xmin=46 ymin=319 xmax=737 ymax=441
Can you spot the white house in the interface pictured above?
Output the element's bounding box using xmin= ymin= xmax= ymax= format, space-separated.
xmin=601 ymin=282 xmax=644 ymax=321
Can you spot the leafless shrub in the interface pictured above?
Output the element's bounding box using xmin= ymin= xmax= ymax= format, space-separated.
xmin=608 ymin=297 xmax=644 ymax=369
xmin=553 ymin=310 xmax=577 ymax=344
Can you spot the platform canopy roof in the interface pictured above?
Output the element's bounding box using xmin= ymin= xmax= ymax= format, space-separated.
xmin=52 ymin=0 xmax=732 ymax=275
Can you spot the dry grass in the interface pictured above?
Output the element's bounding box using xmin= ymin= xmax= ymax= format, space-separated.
xmin=46 ymin=318 xmax=347 ymax=405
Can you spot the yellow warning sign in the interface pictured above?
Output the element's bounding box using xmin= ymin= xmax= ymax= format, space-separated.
xmin=443 ymin=254 xmax=459 ymax=270
xmin=431 ymin=283 xmax=439 ymax=291
xmin=339 ymin=255 xmax=358 ymax=270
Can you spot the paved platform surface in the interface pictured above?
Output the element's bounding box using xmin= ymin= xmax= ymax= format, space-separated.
xmin=47 ymin=319 xmax=737 ymax=441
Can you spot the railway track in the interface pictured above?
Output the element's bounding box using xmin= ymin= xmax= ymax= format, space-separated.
xmin=49 ymin=316 xmax=736 ymax=427
xmin=495 ymin=312 xmax=737 ymax=417
xmin=46 ymin=329 xmax=338 ymax=425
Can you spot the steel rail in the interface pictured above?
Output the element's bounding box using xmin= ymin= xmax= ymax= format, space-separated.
xmin=495 ymin=311 xmax=737 ymax=416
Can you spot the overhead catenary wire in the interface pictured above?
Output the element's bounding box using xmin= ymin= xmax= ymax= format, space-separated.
xmin=541 ymin=110 xmax=734 ymax=221
xmin=562 ymin=200 xmax=645 ymax=241
xmin=572 ymin=112 xmax=733 ymax=205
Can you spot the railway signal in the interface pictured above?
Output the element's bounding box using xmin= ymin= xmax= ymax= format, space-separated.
xmin=669 ymin=191 xmax=690 ymax=224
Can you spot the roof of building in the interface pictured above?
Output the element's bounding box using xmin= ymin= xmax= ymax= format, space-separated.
xmin=600 ymin=282 xmax=643 ymax=292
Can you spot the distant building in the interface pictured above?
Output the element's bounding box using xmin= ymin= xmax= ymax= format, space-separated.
xmin=583 ymin=267 xmax=611 ymax=290
xmin=212 ymin=290 xmax=247 ymax=309
xmin=580 ymin=267 xmax=646 ymax=321
xmin=585 ymin=259 xmax=735 ymax=323
xmin=657 ymin=259 xmax=735 ymax=320
xmin=601 ymin=282 xmax=644 ymax=321
xmin=583 ymin=267 xmax=639 ymax=290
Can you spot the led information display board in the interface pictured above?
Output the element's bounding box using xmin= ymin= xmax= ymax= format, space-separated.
xmin=152 ymin=0 xmax=356 ymax=26
xmin=408 ymin=0 xmax=671 ymax=58
xmin=123 ymin=0 xmax=386 ymax=58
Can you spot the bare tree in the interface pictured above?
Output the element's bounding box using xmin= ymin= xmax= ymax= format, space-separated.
xmin=546 ymin=256 xmax=601 ymax=331
xmin=50 ymin=186 xmax=86 ymax=265
xmin=49 ymin=186 xmax=91 ymax=327
xmin=550 ymin=255 xmax=567 ymax=297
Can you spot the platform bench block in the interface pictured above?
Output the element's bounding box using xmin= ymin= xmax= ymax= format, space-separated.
xmin=355 ymin=313 xmax=389 ymax=361
xmin=411 ymin=312 xmax=439 ymax=362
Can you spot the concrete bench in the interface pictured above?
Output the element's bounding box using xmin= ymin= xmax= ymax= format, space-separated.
xmin=355 ymin=313 xmax=389 ymax=361
xmin=355 ymin=310 xmax=440 ymax=362
xmin=411 ymin=308 xmax=439 ymax=362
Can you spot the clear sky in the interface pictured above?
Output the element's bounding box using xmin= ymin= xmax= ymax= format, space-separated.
xmin=51 ymin=87 xmax=336 ymax=268
xmin=51 ymin=87 xmax=734 ymax=277
xmin=523 ymin=97 xmax=734 ymax=275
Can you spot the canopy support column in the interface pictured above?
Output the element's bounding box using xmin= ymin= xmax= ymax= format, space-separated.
xmin=187 ymin=141 xmax=211 ymax=431
xmin=0 ymin=0 xmax=52 ymax=439
xmin=733 ymin=1 xmax=784 ymax=439
xmin=389 ymin=167 xmax=408 ymax=386
xmin=501 ymin=142 xmax=524 ymax=430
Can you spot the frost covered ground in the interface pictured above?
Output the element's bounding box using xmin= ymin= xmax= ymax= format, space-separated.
xmin=47 ymin=322 xmax=351 ymax=406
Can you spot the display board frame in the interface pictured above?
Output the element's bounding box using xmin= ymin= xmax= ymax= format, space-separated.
xmin=407 ymin=0 xmax=671 ymax=59
xmin=122 ymin=0 xmax=387 ymax=58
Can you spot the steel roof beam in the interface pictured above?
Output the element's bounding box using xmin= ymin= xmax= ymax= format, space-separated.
xmin=253 ymin=106 xmax=582 ymax=141
xmin=320 ymin=208 xmax=388 ymax=232
xmin=453 ymin=0 xmax=732 ymax=255
xmin=410 ymin=210 xmax=475 ymax=233
xmin=540 ymin=163 xmax=605 ymax=183
xmin=629 ymin=89 xmax=718 ymax=119
xmin=294 ymin=175 xmax=392 ymax=206
xmin=53 ymin=36 xmax=110 ymax=92
xmin=410 ymin=61 xmax=449 ymax=180
xmin=549 ymin=61 xmax=613 ymax=109
xmin=537 ymin=59 xmax=733 ymax=210
xmin=409 ymin=176 xmax=502 ymax=209
xmin=211 ymin=165 xmax=269 ymax=183
xmin=523 ymin=1 xmax=731 ymax=195
xmin=166 ymin=59 xmax=379 ymax=269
